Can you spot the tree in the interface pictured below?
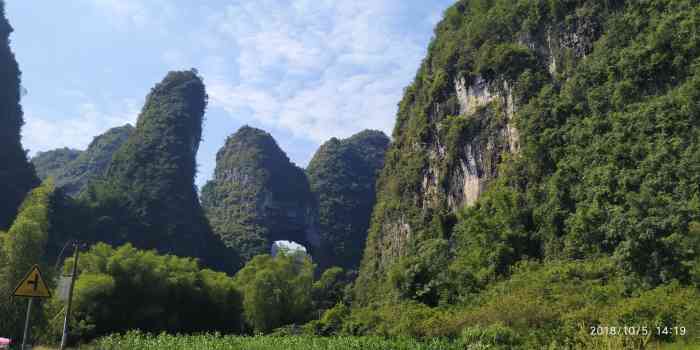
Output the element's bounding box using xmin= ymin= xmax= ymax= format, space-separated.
xmin=312 ymin=267 xmax=349 ymax=312
xmin=45 ymin=243 xmax=243 ymax=343
xmin=0 ymin=181 xmax=54 ymax=339
xmin=233 ymin=252 xmax=314 ymax=333
xmin=0 ymin=0 xmax=39 ymax=230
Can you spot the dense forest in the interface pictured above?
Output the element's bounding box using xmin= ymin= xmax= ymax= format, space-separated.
xmin=1 ymin=0 xmax=699 ymax=349
xmin=0 ymin=1 xmax=37 ymax=231
xmin=307 ymin=130 xmax=390 ymax=270
xmin=200 ymin=126 xmax=320 ymax=266
xmin=32 ymin=125 xmax=134 ymax=197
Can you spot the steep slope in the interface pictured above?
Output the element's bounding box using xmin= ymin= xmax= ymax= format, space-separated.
xmin=201 ymin=126 xmax=320 ymax=263
xmin=306 ymin=130 xmax=389 ymax=270
xmin=32 ymin=148 xmax=82 ymax=181
xmin=357 ymin=0 xmax=700 ymax=305
xmin=84 ymin=70 xmax=236 ymax=271
xmin=32 ymin=124 xmax=134 ymax=197
xmin=0 ymin=1 xmax=39 ymax=230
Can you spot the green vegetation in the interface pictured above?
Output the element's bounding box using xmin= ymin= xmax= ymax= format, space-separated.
xmin=87 ymin=328 xmax=700 ymax=350
xmin=2 ymin=0 xmax=700 ymax=349
xmin=311 ymin=267 xmax=351 ymax=312
xmin=92 ymin=332 xmax=463 ymax=350
xmin=306 ymin=130 xmax=389 ymax=270
xmin=32 ymin=125 xmax=134 ymax=197
xmin=0 ymin=181 xmax=55 ymax=340
xmin=32 ymin=148 xmax=82 ymax=183
xmin=201 ymin=126 xmax=317 ymax=264
xmin=83 ymin=71 xmax=236 ymax=272
xmin=201 ymin=127 xmax=388 ymax=272
xmin=347 ymin=1 xmax=700 ymax=348
xmin=514 ymin=0 xmax=700 ymax=287
xmin=359 ymin=0 xmax=700 ymax=305
xmin=326 ymin=258 xmax=700 ymax=348
xmin=0 ymin=0 xmax=39 ymax=230
xmin=233 ymin=252 xmax=314 ymax=333
xmin=44 ymin=243 xmax=243 ymax=342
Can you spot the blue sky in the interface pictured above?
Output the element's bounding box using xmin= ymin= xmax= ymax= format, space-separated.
xmin=7 ymin=0 xmax=454 ymax=187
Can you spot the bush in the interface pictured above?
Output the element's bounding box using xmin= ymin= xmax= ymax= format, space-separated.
xmin=338 ymin=302 xmax=458 ymax=338
xmin=460 ymin=323 xmax=522 ymax=349
xmin=44 ymin=243 xmax=243 ymax=343
xmin=233 ymin=252 xmax=314 ymax=333
xmin=0 ymin=181 xmax=54 ymax=340
xmin=305 ymin=303 xmax=351 ymax=336
xmin=453 ymin=258 xmax=700 ymax=348
xmin=312 ymin=267 xmax=350 ymax=312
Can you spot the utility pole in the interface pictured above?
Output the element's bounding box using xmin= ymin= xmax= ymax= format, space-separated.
xmin=59 ymin=242 xmax=80 ymax=350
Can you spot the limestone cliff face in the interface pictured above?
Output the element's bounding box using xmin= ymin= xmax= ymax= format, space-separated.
xmin=428 ymin=76 xmax=519 ymax=212
xmin=356 ymin=0 xmax=605 ymax=302
xmin=424 ymin=10 xmax=601 ymax=213
xmin=201 ymin=126 xmax=320 ymax=263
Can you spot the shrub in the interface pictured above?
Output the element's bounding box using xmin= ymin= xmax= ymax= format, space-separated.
xmin=460 ymin=323 xmax=522 ymax=349
xmin=233 ymin=252 xmax=314 ymax=333
xmin=44 ymin=243 xmax=242 ymax=343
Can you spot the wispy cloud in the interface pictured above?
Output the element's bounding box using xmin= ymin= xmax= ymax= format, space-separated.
xmin=12 ymin=0 xmax=454 ymax=178
xmin=23 ymin=101 xmax=138 ymax=155
xmin=85 ymin=0 xmax=177 ymax=32
xmin=201 ymin=0 xmax=449 ymax=142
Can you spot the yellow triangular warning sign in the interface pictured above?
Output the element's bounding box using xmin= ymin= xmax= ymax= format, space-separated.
xmin=13 ymin=265 xmax=51 ymax=298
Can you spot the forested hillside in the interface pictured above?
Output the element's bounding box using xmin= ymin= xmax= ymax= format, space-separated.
xmin=1 ymin=0 xmax=700 ymax=348
xmin=0 ymin=2 xmax=38 ymax=230
xmin=357 ymin=0 xmax=700 ymax=305
xmin=31 ymin=148 xmax=81 ymax=183
xmin=83 ymin=70 xmax=237 ymax=271
xmin=32 ymin=124 xmax=134 ymax=197
xmin=307 ymin=130 xmax=389 ymax=270
xmin=201 ymin=126 xmax=320 ymax=264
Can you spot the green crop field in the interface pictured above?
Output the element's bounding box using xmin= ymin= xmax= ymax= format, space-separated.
xmin=67 ymin=332 xmax=700 ymax=350
xmin=88 ymin=332 xmax=461 ymax=350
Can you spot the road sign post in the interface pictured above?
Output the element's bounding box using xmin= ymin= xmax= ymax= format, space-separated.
xmin=21 ymin=298 xmax=32 ymax=350
xmin=59 ymin=243 xmax=80 ymax=350
xmin=13 ymin=265 xmax=51 ymax=350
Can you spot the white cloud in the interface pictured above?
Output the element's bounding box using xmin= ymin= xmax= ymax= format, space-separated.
xmin=86 ymin=0 xmax=176 ymax=31
xmin=202 ymin=0 xmax=445 ymax=143
xmin=23 ymin=101 xmax=138 ymax=155
xmin=18 ymin=0 xmax=454 ymax=176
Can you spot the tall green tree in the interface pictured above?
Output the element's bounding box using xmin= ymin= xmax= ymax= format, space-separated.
xmin=0 ymin=181 xmax=54 ymax=339
xmin=0 ymin=0 xmax=39 ymax=230
xmin=45 ymin=243 xmax=243 ymax=343
xmin=233 ymin=252 xmax=314 ymax=333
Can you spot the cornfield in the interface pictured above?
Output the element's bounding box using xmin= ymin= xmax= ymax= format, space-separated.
xmin=91 ymin=332 xmax=464 ymax=350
